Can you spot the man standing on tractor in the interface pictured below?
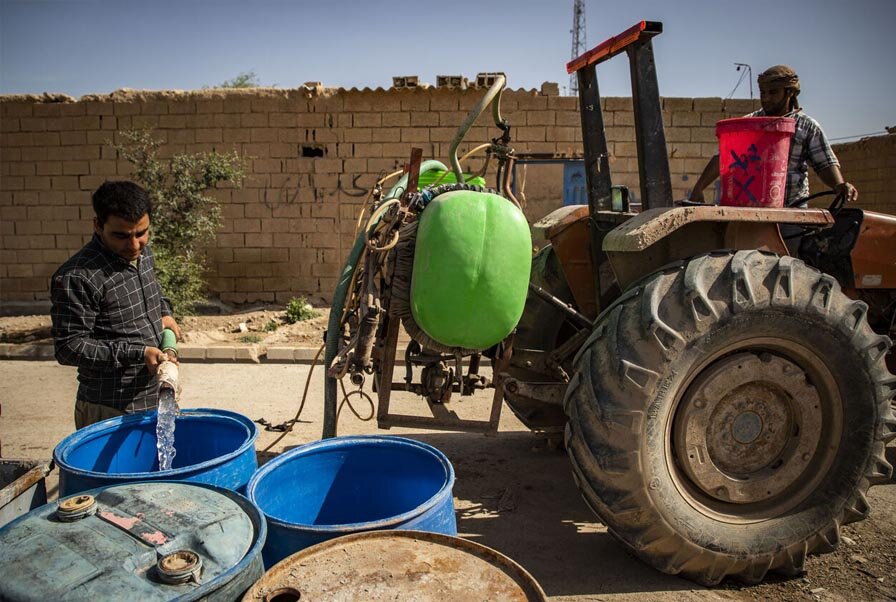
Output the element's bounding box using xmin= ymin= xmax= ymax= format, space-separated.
xmin=689 ymin=65 xmax=858 ymax=208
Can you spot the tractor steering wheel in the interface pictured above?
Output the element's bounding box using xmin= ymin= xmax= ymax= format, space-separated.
xmin=786 ymin=190 xmax=847 ymax=215
xmin=781 ymin=189 xmax=849 ymax=249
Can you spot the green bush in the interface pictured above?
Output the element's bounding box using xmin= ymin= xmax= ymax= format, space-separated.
xmin=239 ymin=333 xmax=264 ymax=344
xmin=218 ymin=70 xmax=260 ymax=88
xmin=263 ymin=319 xmax=279 ymax=332
xmin=113 ymin=130 xmax=245 ymax=315
xmin=285 ymin=296 xmax=318 ymax=324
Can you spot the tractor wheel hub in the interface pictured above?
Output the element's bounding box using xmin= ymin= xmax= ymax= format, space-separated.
xmin=674 ymin=352 xmax=824 ymax=505
xmin=732 ymin=411 xmax=762 ymax=443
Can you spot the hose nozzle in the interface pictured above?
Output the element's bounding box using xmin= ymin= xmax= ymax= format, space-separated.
xmin=158 ymin=328 xmax=180 ymax=406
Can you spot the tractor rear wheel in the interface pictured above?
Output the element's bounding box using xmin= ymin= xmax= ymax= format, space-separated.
xmin=564 ymin=250 xmax=896 ymax=584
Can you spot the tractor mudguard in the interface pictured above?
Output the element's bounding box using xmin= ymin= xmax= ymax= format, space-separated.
xmin=601 ymin=204 xmax=833 ymax=290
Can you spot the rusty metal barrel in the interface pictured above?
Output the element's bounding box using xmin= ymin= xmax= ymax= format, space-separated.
xmin=241 ymin=530 xmax=547 ymax=601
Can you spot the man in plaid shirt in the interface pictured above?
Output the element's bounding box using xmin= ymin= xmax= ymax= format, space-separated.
xmin=689 ymin=65 xmax=858 ymax=207
xmin=51 ymin=181 xmax=181 ymax=428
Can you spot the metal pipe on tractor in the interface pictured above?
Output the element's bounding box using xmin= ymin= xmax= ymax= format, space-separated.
xmin=319 ymin=19 xmax=896 ymax=586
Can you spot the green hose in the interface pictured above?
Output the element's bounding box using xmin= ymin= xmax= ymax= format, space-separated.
xmin=321 ymin=160 xmax=447 ymax=438
xmin=160 ymin=328 xmax=178 ymax=356
xmin=449 ymin=75 xmax=506 ymax=182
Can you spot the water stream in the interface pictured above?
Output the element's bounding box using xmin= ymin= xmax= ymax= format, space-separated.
xmin=156 ymin=387 xmax=177 ymax=471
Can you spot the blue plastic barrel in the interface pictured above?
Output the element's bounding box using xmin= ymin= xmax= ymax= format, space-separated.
xmin=248 ymin=435 xmax=456 ymax=567
xmin=0 ymin=481 xmax=266 ymax=601
xmin=54 ymin=408 xmax=258 ymax=497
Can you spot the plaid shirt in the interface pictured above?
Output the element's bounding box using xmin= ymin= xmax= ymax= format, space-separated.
xmin=51 ymin=234 xmax=172 ymax=412
xmin=749 ymin=109 xmax=839 ymax=205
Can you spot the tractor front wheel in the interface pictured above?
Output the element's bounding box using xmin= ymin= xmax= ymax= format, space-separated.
xmin=564 ymin=251 xmax=896 ymax=584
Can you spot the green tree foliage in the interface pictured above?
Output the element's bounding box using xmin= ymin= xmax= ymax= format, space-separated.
xmin=218 ymin=70 xmax=261 ymax=88
xmin=114 ymin=130 xmax=246 ymax=315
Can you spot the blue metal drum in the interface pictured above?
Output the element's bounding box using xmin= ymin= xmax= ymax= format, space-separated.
xmin=0 ymin=481 xmax=266 ymax=601
xmin=248 ymin=435 xmax=457 ymax=567
xmin=54 ymin=409 xmax=258 ymax=496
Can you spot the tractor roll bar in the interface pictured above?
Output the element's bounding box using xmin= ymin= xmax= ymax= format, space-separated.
xmin=566 ymin=21 xmax=663 ymax=73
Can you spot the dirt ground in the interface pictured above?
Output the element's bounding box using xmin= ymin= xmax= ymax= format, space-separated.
xmin=0 ymin=306 xmax=332 ymax=347
xmin=1 ymin=351 xmax=894 ymax=601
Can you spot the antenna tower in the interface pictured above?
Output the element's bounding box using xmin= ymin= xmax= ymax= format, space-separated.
xmin=570 ymin=0 xmax=586 ymax=95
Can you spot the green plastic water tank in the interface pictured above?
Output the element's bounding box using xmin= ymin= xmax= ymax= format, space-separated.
xmin=411 ymin=190 xmax=531 ymax=349
xmin=417 ymin=170 xmax=487 ymax=188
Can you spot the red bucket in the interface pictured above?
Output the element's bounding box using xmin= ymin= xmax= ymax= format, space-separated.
xmin=716 ymin=117 xmax=795 ymax=207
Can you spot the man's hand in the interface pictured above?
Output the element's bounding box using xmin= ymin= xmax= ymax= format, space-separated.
xmin=161 ymin=315 xmax=181 ymax=340
xmin=818 ymin=166 xmax=858 ymax=205
xmin=688 ymin=188 xmax=705 ymax=203
xmin=144 ymin=346 xmax=168 ymax=375
xmin=835 ymin=181 xmax=858 ymax=203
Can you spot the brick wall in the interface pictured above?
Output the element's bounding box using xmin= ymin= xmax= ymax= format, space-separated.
xmin=6 ymin=85 xmax=842 ymax=310
xmin=808 ymin=133 xmax=895 ymax=213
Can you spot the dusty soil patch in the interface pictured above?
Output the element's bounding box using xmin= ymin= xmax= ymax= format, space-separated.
xmin=179 ymin=308 xmax=330 ymax=347
xmin=0 ymin=314 xmax=51 ymax=344
xmin=0 ymin=307 xmax=330 ymax=347
xmin=1 ymin=360 xmax=894 ymax=601
xmin=1 ymin=308 xmax=893 ymax=600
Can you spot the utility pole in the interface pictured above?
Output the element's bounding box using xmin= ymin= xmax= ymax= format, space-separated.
xmin=735 ymin=63 xmax=753 ymax=100
xmin=570 ymin=0 xmax=586 ymax=96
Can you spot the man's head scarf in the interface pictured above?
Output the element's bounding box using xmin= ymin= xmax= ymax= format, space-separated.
xmin=758 ymin=65 xmax=800 ymax=94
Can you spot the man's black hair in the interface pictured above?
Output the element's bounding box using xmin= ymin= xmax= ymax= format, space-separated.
xmin=92 ymin=181 xmax=152 ymax=225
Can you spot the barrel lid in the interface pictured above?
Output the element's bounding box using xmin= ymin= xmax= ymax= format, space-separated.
xmin=242 ymin=530 xmax=546 ymax=601
xmin=0 ymin=481 xmax=264 ymax=602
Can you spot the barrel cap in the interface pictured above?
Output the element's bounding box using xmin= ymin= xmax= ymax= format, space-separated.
xmin=57 ymin=494 xmax=97 ymax=521
xmin=157 ymin=549 xmax=203 ymax=584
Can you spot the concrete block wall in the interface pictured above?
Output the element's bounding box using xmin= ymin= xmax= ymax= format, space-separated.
xmin=10 ymin=85 xmax=886 ymax=310
xmin=808 ymin=133 xmax=895 ymax=213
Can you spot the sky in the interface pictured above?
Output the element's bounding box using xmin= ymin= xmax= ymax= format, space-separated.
xmin=1 ymin=0 xmax=893 ymax=140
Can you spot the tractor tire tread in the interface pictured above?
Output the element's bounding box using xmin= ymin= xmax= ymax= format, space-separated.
xmin=565 ymin=251 xmax=895 ymax=584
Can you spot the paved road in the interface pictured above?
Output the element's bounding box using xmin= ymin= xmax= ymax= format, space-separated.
xmin=2 ymin=361 xmax=893 ymax=601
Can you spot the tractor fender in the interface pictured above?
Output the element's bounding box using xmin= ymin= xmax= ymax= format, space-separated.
xmin=602 ymin=205 xmax=834 ymax=290
xmin=603 ymin=205 xmax=833 ymax=252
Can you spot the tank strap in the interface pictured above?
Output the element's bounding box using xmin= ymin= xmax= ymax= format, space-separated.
xmin=407 ymin=183 xmax=499 ymax=212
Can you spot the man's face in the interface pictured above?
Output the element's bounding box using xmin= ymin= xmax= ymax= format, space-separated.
xmin=94 ymin=214 xmax=150 ymax=261
xmin=759 ymin=86 xmax=793 ymax=116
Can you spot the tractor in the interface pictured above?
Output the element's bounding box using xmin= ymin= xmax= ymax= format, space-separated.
xmin=322 ymin=21 xmax=896 ymax=584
